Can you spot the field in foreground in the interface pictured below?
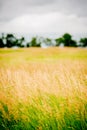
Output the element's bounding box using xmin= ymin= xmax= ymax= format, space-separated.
xmin=0 ymin=47 xmax=87 ymax=130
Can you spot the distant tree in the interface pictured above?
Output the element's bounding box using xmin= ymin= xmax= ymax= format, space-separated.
xmin=62 ymin=33 xmax=72 ymax=46
xmin=69 ymin=39 xmax=77 ymax=47
xmin=20 ymin=37 xmax=25 ymax=45
xmin=36 ymin=37 xmax=44 ymax=47
xmin=36 ymin=43 xmax=41 ymax=47
xmin=30 ymin=37 xmax=37 ymax=47
xmin=55 ymin=33 xmax=77 ymax=47
xmin=15 ymin=39 xmax=19 ymax=46
xmin=62 ymin=33 xmax=77 ymax=47
xmin=0 ymin=33 xmax=5 ymax=48
xmin=43 ymin=38 xmax=53 ymax=47
xmin=19 ymin=37 xmax=25 ymax=47
xmin=26 ymin=43 xmax=30 ymax=47
xmin=30 ymin=37 xmax=41 ymax=47
xmin=45 ymin=38 xmax=51 ymax=46
xmin=15 ymin=37 xmax=25 ymax=47
xmin=6 ymin=34 xmax=16 ymax=48
xmin=79 ymin=38 xmax=87 ymax=47
xmin=55 ymin=37 xmax=63 ymax=46
xmin=0 ymin=38 xmax=4 ymax=48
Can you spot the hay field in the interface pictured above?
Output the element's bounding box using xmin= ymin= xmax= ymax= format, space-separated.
xmin=0 ymin=47 xmax=87 ymax=130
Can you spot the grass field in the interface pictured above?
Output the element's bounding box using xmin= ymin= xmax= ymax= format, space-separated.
xmin=0 ymin=47 xmax=87 ymax=130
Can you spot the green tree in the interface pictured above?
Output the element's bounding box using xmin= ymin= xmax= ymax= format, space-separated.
xmin=69 ymin=39 xmax=77 ymax=47
xmin=18 ymin=37 xmax=25 ymax=47
xmin=55 ymin=33 xmax=77 ymax=47
xmin=63 ymin=33 xmax=72 ymax=46
xmin=79 ymin=38 xmax=87 ymax=47
xmin=55 ymin=37 xmax=63 ymax=46
xmin=44 ymin=38 xmax=53 ymax=47
xmin=30 ymin=37 xmax=41 ymax=47
xmin=0 ymin=33 xmax=6 ymax=48
xmin=30 ymin=37 xmax=37 ymax=47
xmin=26 ymin=43 xmax=30 ymax=47
xmin=62 ymin=33 xmax=77 ymax=47
xmin=6 ymin=34 xmax=16 ymax=48
xmin=0 ymin=38 xmax=4 ymax=48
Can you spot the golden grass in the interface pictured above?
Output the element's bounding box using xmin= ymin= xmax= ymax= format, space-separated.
xmin=0 ymin=47 xmax=87 ymax=129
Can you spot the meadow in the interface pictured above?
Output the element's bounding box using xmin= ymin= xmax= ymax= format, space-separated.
xmin=0 ymin=47 xmax=87 ymax=130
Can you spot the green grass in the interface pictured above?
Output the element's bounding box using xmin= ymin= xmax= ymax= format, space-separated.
xmin=0 ymin=94 xmax=87 ymax=130
xmin=0 ymin=47 xmax=87 ymax=130
xmin=0 ymin=47 xmax=87 ymax=63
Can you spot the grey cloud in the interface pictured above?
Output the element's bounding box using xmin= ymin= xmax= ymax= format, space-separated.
xmin=0 ymin=0 xmax=87 ymax=22
xmin=0 ymin=0 xmax=56 ymax=21
xmin=22 ymin=0 xmax=56 ymax=6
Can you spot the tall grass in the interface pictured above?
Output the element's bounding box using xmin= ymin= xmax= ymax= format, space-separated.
xmin=0 ymin=47 xmax=87 ymax=130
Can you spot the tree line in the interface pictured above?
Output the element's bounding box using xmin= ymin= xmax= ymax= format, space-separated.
xmin=0 ymin=33 xmax=87 ymax=48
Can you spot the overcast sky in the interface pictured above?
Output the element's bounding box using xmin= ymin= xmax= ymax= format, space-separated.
xmin=0 ymin=0 xmax=87 ymax=38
